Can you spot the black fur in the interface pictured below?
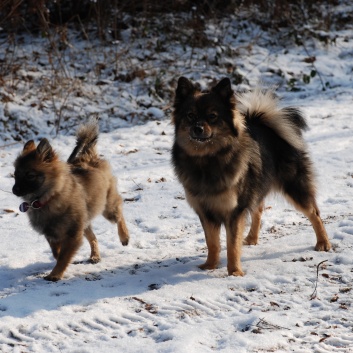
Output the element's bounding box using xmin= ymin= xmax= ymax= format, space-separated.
xmin=172 ymin=77 xmax=331 ymax=276
xmin=13 ymin=150 xmax=46 ymax=197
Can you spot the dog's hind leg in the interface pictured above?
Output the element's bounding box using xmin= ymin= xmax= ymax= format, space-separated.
xmin=117 ymin=210 xmax=129 ymax=246
xmin=48 ymin=240 xmax=61 ymax=260
xmin=283 ymin=174 xmax=331 ymax=251
xmin=103 ymin=185 xmax=129 ymax=246
xmin=45 ymin=235 xmax=83 ymax=281
xmin=243 ymin=201 xmax=264 ymax=246
xmin=305 ymin=204 xmax=331 ymax=251
xmin=84 ymin=225 xmax=101 ymax=263
xmin=198 ymin=215 xmax=221 ymax=270
xmin=289 ymin=197 xmax=331 ymax=251
xmin=225 ymin=209 xmax=247 ymax=276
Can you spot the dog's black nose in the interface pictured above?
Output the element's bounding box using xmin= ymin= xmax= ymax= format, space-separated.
xmin=12 ymin=184 xmax=20 ymax=196
xmin=193 ymin=125 xmax=204 ymax=136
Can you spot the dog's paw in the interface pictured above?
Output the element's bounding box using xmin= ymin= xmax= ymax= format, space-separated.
xmin=44 ymin=274 xmax=62 ymax=282
xmin=89 ymin=256 xmax=101 ymax=264
xmin=315 ymin=241 xmax=331 ymax=252
xmin=121 ymin=238 xmax=129 ymax=246
xmin=198 ymin=262 xmax=218 ymax=270
xmin=228 ymin=269 xmax=244 ymax=277
xmin=243 ymin=236 xmax=258 ymax=246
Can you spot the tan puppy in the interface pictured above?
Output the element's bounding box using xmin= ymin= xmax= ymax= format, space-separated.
xmin=13 ymin=120 xmax=129 ymax=281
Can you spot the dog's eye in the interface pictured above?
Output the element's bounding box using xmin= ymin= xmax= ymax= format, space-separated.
xmin=26 ymin=172 xmax=37 ymax=180
xmin=187 ymin=112 xmax=196 ymax=121
xmin=208 ymin=113 xmax=218 ymax=123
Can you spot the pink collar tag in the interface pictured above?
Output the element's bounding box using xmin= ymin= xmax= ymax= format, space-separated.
xmin=19 ymin=199 xmax=43 ymax=212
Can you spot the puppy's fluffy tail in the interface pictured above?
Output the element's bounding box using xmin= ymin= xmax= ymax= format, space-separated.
xmin=67 ymin=119 xmax=99 ymax=164
xmin=237 ymin=88 xmax=308 ymax=151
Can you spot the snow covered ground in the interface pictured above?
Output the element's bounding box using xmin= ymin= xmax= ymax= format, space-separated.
xmin=1 ymin=8 xmax=353 ymax=353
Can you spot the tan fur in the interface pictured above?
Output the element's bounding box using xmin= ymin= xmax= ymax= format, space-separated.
xmin=225 ymin=209 xmax=247 ymax=276
xmin=198 ymin=214 xmax=221 ymax=270
xmin=285 ymin=195 xmax=330 ymax=252
xmin=243 ymin=202 xmax=264 ymax=246
xmin=13 ymin=122 xmax=129 ymax=281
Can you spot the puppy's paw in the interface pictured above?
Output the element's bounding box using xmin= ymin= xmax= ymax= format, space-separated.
xmin=89 ymin=256 xmax=101 ymax=264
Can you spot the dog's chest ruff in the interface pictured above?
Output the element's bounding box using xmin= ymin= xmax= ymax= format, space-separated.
xmin=186 ymin=188 xmax=238 ymax=217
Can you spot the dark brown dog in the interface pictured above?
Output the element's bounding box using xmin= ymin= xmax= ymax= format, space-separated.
xmin=13 ymin=120 xmax=129 ymax=281
xmin=172 ymin=77 xmax=331 ymax=276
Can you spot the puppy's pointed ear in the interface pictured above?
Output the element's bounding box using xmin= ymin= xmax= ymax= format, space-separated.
xmin=212 ymin=78 xmax=234 ymax=101
xmin=36 ymin=138 xmax=55 ymax=162
xmin=22 ymin=140 xmax=36 ymax=155
xmin=175 ymin=77 xmax=196 ymax=100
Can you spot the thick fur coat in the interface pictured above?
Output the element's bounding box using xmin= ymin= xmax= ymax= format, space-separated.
xmin=172 ymin=77 xmax=331 ymax=276
xmin=13 ymin=120 xmax=129 ymax=281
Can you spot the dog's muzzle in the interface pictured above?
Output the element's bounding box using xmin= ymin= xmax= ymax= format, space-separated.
xmin=190 ymin=124 xmax=212 ymax=141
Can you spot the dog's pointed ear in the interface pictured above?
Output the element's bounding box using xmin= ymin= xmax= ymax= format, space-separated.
xmin=175 ymin=77 xmax=196 ymax=100
xmin=36 ymin=138 xmax=55 ymax=162
xmin=212 ymin=78 xmax=233 ymax=101
xmin=22 ymin=140 xmax=36 ymax=155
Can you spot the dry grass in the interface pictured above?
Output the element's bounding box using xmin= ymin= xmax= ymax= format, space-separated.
xmin=0 ymin=0 xmax=345 ymax=36
xmin=0 ymin=0 xmax=350 ymax=138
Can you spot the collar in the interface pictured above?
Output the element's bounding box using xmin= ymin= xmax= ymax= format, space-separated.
xmin=19 ymin=198 xmax=51 ymax=213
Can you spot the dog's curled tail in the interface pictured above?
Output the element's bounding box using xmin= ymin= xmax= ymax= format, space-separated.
xmin=237 ymin=88 xmax=308 ymax=151
xmin=67 ymin=118 xmax=99 ymax=164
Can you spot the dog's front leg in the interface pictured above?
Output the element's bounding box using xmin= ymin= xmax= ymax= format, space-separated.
xmin=47 ymin=239 xmax=61 ymax=260
xmin=198 ymin=215 xmax=221 ymax=270
xmin=45 ymin=235 xmax=83 ymax=281
xmin=243 ymin=201 xmax=264 ymax=246
xmin=225 ymin=210 xmax=247 ymax=276
xmin=84 ymin=226 xmax=101 ymax=263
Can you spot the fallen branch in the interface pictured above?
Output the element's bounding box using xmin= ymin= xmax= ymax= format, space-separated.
xmin=131 ymin=296 xmax=158 ymax=314
xmin=242 ymin=318 xmax=290 ymax=333
xmin=310 ymin=260 xmax=328 ymax=300
xmin=257 ymin=318 xmax=290 ymax=331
